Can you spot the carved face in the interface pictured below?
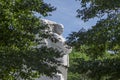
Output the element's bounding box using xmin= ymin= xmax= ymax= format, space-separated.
xmin=53 ymin=24 xmax=64 ymax=35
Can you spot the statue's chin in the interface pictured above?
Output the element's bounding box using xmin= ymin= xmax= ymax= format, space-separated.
xmin=57 ymin=32 xmax=63 ymax=35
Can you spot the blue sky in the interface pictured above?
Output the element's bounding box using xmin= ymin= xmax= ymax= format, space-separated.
xmin=43 ymin=0 xmax=97 ymax=38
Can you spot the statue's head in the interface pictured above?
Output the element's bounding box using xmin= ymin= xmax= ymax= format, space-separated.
xmin=53 ymin=24 xmax=64 ymax=35
xmin=41 ymin=19 xmax=64 ymax=35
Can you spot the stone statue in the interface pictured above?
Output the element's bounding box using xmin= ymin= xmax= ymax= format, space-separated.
xmin=37 ymin=19 xmax=72 ymax=80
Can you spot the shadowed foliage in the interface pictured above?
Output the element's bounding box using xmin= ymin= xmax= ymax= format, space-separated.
xmin=67 ymin=0 xmax=120 ymax=80
xmin=0 ymin=0 xmax=64 ymax=79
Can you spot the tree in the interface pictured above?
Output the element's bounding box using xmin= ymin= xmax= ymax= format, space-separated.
xmin=67 ymin=0 xmax=120 ymax=80
xmin=0 ymin=0 xmax=62 ymax=79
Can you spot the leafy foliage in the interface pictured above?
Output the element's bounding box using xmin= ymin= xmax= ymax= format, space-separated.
xmin=0 ymin=0 xmax=62 ymax=79
xmin=76 ymin=0 xmax=120 ymax=21
xmin=67 ymin=0 xmax=120 ymax=80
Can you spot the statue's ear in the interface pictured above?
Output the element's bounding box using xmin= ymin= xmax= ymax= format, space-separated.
xmin=52 ymin=24 xmax=58 ymax=33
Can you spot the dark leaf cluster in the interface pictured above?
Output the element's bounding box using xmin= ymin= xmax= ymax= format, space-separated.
xmin=0 ymin=0 xmax=61 ymax=79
